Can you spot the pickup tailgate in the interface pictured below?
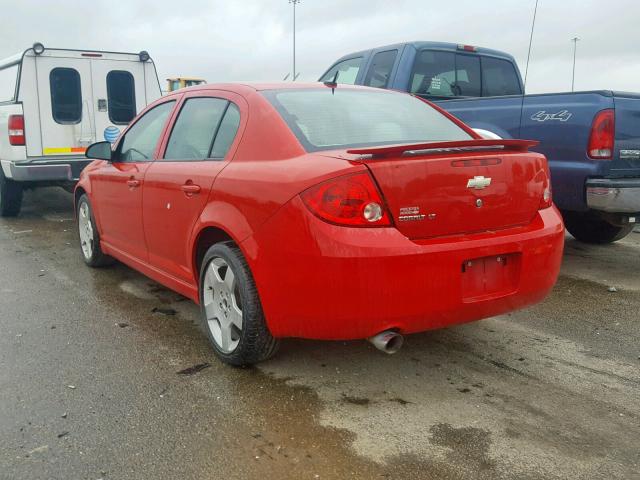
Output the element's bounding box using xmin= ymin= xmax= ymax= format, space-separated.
xmin=612 ymin=92 xmax=640 ymax=176
xmin=344 ymin=140 xmax=548 ymax=239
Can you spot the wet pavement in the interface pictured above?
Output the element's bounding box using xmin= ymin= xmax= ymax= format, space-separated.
xmin=1 ymin=188 xmax=639 ymax=480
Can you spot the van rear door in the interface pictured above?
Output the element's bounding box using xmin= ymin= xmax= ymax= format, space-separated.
xmin=90 ymin=60 xmax=147 ymax=145
xmin=35 ymin=56 xmax=95 ymax=157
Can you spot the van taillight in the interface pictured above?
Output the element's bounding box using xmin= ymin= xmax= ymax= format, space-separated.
xmin=301 ymin=172 xmax=392 ymax=227
xmin=588 ymin=109 xmax=614 ymax=159
xmin=8 ymin=115 xmax=25 ymax=146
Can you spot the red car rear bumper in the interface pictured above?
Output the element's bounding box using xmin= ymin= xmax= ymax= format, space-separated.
xmin=243 ymin=196 xmax=564 ymax=340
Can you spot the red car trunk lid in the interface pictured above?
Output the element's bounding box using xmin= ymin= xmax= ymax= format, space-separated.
xmin=339 ymin=140 xmax=547 ymax=240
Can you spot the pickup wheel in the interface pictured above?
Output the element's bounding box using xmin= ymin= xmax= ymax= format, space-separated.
xmin=563 ymin=210 xmax=635 ymax=244
xmin=199 ymin=242 xmax=279 ymax=366
xmin=76 ymin=194 xmax=114 ymax=267
xmin=0 ymin=169 xmax=23 ymax=217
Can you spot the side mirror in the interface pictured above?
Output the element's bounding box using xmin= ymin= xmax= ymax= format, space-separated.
xmin=86 ymin=141 xmax=113 ymax=161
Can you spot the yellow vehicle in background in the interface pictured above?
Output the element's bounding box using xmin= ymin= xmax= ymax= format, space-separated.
xmin=166 ymin=77 xmax=206 ymax=92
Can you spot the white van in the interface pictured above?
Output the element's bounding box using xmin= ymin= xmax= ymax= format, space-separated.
xmin=0 ymin=43 xmax=161 ymax=216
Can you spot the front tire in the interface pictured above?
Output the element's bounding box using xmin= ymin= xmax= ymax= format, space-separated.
xmin=199 ymin=242 xmax=279 ymax=366
xmin=0 ymin=169 xmax=23 ymax=217
xmin=76 ymin=194 xmax=114 ymax=267
xmin=563 ymin=210 xmax=634 ymax=244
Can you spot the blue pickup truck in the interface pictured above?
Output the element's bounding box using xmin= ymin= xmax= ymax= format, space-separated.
xmin=320 ymin=41 xmax=640 ymax=243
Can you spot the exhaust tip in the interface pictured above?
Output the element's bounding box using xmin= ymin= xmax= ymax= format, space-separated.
xmin=368 ymin=330 xmax=404 ymax=354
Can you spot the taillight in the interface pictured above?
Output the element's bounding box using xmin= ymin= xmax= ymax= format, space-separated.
xmin=301 ymin=172 xmax=392 ymax=227
xmin=539 ymin=158 xmax=553 ymax=209
xmin=588 ymin=109 xmax=614 ymax=159
xmin=8 ymin=114 xmax=25 ymax=146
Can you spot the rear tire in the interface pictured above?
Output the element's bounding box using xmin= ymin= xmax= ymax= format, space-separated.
xmin=76 ymin=194 xmax=114 ymax=267
xmin=0 ymin=169 xmax=23 ymax=217
xmin=563 ymin=210 xmax=634 ymax=244
xmin=199 ymin=242 xmax=279 ymax=366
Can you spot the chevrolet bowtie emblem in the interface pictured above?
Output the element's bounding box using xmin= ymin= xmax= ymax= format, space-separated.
xmin=467 ymin=176 xmax=492 ymax=190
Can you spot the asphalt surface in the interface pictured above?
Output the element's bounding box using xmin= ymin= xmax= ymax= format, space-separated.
xmin=1 ymin=187 xmax=639 ymax=480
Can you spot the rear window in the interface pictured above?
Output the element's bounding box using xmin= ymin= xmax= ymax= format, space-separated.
xmin=107 ymin=70 xmax=136 ymax=124
xmin=481 ymin=57 xmax=522 ymax=96
xmin=263 ymin=88 xmax=472 ymax=152
xmin=50 ymin=68 xmax=82 ymax=124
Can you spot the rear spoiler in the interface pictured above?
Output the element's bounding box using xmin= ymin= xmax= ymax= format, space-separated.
xmin=346 ymin=139 xmax=539 ymax=157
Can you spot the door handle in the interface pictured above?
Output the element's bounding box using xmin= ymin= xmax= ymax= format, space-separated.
xmin=181 ymin=184 xmax=201 ymax=194
xmin=127 ymin=179 xmax=141 ymax=188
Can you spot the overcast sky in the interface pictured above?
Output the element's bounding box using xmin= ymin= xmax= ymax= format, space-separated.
xmin=0 ymin=0 xmax=638 ymax=94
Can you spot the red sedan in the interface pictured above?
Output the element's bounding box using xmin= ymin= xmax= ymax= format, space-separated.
xmin=76 ymin=83 xmax=564 ymax=365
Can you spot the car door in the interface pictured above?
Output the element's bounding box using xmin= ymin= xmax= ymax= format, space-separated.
xmin=142 ymin=91 xmax=244 ymax=283
xmin=91 ymin=99 xmax=177 ymax=261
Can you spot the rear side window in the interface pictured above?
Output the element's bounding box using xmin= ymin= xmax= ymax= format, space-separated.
xmin=264 ymin=88 xmax=472 ymax=152
xmin=0 ymin=65 xmax=18 ymax=102
xmin=50 ymin=68 xmax=82 ymax=124
xmin=319 ymin=57 xmax=363 ymax=85
xmin=363 ymin=50 xmax=397 ymax=88
xmin=116 ymin=101 xmax=175 ymax=162
xmin=164 ymin=98 xmax=240 ymax=161
xmin=107 ymin=71 xmax=136 ymax=124
xmin=211 ymin=103 xmax=241 ymax=158
xmin=410 ymin=51 xmax=482 ymax=98
xmin=481 ymin=57 xmax=522 ymax=96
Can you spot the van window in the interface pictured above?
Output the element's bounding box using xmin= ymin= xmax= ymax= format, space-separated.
xmin=116 ymin=101 xmax=175 ymax=162
xmin=0 ymin=65 xmax=18 ymax=102
xmin=481 ymin=56 xmax=522 ymax=96
xmin=319 ymin=57 xmax=363 ymax=85
xmin=107 ymin=71 xmax=136 ymax=124
xmin=164 ymin=97 xmax=229 ymax=160
xmin=410 ymin=51 xmax=481 ymax=98
xmin=50 ymin=68 xmax=82 ymax=124
xmin=364 ymin=50 xmax=397 ymax=88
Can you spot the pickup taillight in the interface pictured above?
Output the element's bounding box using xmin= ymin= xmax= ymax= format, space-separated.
xmin=8 ymin=114 xmax=25 ymax=146
xmin=587 ymin=109 xmax=614 ymax=159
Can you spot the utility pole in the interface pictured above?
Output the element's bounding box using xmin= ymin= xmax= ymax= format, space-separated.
xmin=289 ymin=0 xmax=301 ymax=81
xmin=571 ymin=37 xmax=580 ymax=92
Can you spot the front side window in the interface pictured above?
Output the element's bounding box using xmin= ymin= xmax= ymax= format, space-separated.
xmin=410 ymin=50 xmax=482 ymax=98
xmin=263 ymin=88 xmax=472 ymax=152
xmin=50 ymin=68 xmax=82 ymax=124
xmin=363 ymin=50 xmax=398 ymax=88
xmin=107 ymin=70 xmax=136 ymax=124
xmin=481 ymin=57 xmax=522 ymax=96
xmin=319 ymin=57 xmax=363 ymax=85
xmin=164 ymin=97 xmax=230 ymax=160
xmin=116 ymin=101 xmax=175 ymax=162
